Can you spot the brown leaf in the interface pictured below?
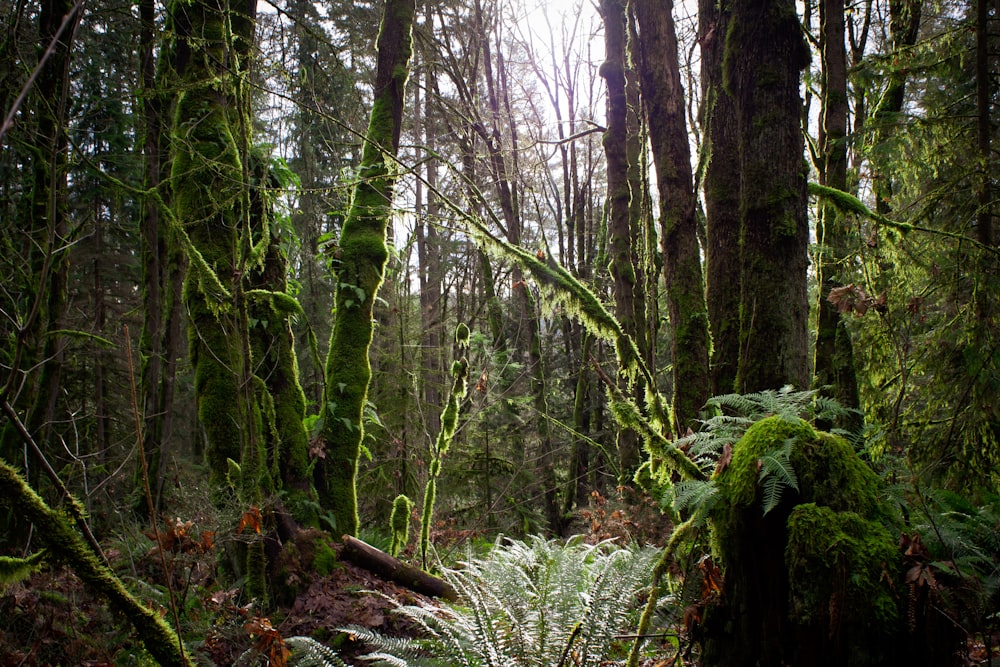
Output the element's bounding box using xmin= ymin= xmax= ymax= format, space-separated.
xmin=238 ymin=506 xmax=263 ymax=535
xmin=714 ymin=443 xmax=733 ymax=476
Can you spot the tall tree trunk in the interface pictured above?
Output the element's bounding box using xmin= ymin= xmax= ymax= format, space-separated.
xmin=0 ymin=0 xmax=78 ymax=472
xmin=417 ymin=37 xmax=444 ymax=440
xmin=634 ymin=0 xmax=711 ymax=433
xmin=729 ymin=0 xmax=811 ymax=393
xmin=869 ymin=0 xmax=921 ymax=216
xmin=814 ymin=0 xmax=862 ymax=428
xmin=600 ymin=0 xmax=644 ymax=477
xmin=700 ymin=0 xmax=741 ymax=396
xmin=315 ymin=0 xmax=415 ymax=535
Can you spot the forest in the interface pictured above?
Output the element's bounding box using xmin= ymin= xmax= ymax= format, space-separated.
xmin=0 ymin=0 xmax=998 ymax=664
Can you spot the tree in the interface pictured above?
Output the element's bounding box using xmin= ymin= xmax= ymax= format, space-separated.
xmin=813 ymin=0 xmax=862 ymax=425
xmin=729 ymin=0 xmax=811 ymax=393
xmin=633 ymin=0 xmax=711 ymax=434
xmin=700 ymin=0 xmax=741 ymax=395
xmin=600 ymin=0 xmax=647 ymax=476
xmin=314 ymin=0 xmax=416 ymax=536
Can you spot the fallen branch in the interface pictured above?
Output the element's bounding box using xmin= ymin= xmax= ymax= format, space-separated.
xmin=341 ymin=535 xmax=458 ymax=602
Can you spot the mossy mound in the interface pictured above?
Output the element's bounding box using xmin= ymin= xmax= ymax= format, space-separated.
xmin=704 ymin=415 xmax=902 ymax=666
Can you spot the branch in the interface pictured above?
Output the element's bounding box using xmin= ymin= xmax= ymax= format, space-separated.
xmin=809 ymin=182 xmax=1000 ymax=256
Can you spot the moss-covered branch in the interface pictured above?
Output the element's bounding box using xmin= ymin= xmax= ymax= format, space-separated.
xmin=808 ymin=182 xmax=1000 ymax=256
xmin=419 ymin=325 xmax=469 ymax=568
xmin=0 ymin=458 xmax=193 ymax=666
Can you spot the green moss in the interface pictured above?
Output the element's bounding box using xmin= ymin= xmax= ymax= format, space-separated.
xmin=389 ymin=494 xmax=413 ymax=557
xmin=0 ymin=460 xmax=193 ymax=666
xmin=717 ymin=415 xmax=816 ymax=506
xmin=313 ymin=536 xmax=338 ymax=577
xmin=786 ymin=503 xmax=899 ymax=627
xmin=709 ymin=415 xmax=901 ymax=662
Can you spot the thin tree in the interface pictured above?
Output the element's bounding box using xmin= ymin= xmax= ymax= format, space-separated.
xmin=633 ymin=0 xmax=711 ymax=434
xmin=314 ymin=0 xmax=416 ymax=535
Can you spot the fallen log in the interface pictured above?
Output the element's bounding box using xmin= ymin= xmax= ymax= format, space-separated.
xmin=341 ymin=535 xmax=458 ymax=602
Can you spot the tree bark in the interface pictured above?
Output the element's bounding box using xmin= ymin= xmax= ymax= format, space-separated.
xmin=634 ymin=0 xmax=711 ymax=433
xmin=700 ymin=0 xmax=741 ymax=396
xmin=729 ymin=0 xmax=811 ymax=393
xmin=814 ymin=0 xmax=862 ymax=428
xmin=600 ymin=0 xmax=644 ymax=476
xmin=342 ymin=535 xmax=458 ymax=601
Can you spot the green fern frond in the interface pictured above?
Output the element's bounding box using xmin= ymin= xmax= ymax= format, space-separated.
xmin=345 ymin=538 xmax=654 ymax=667
xmin=669 ymin=479 xmax=720 ymax=522
xmin=284 ymin=636 xmax=351 ymax=667
xmin=758 ymin=438 xmax=800 ymax=515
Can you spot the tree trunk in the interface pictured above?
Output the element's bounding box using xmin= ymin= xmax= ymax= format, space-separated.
xmin=0 ymin=0 xmax=77 ymax=473
xmin=814 ymin=0 xmax=862 ymax=429
xmin=634 ymin=0 xmax=711 ymax=433
xmin=700 ymin=0 xmax=741 ymax=396
xmin=315 ymin=0 xmax=415 ymax=535
xmin=600 ymin=0 xmax=644 ymax=477
xmin=729 ymin=0 xmax=811 ymax=393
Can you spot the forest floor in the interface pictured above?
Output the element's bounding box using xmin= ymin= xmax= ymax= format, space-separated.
xmin=0 ymin=533 xmax=429 ymax=666
xmin=0 ymin=491 xmax=675 ymax=666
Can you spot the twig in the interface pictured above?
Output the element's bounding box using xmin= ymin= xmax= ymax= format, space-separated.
xmin=0 ymin=0 xmax=88 ymax=142
xmin=124 ymin=325 xmax=185 ymax=653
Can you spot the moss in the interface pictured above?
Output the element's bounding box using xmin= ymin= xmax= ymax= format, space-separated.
xmin=0 ymin=460 xmax=193 ymax=666
xmin=313 ymin=536 xmax=338 ymax=577
xmin=708 ymin=415 xmax=901 ymax=664
xmin=786 ymin=503 xmax=899 ymax=628
xmin=717 ymin=415 xmax=816 ymax=506
xmin=315 ymin=0 xmax=415 ymax=525
xmin=389 ymin=494 xmax=413 ymax=557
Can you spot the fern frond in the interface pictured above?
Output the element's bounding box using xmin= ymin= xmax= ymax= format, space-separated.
xmin=758 ymin=438 xmax=800 ymax=515
xmin=284 ymin=636 xmax=351 ymax=667
xmin=669 ymin=479 xmax=720 ymax=522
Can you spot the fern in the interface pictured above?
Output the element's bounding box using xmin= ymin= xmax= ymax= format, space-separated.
xmin=669 ymin=479 xmax=720 ymax=522
xmin=284 ymin=636 xmax=352 ymax=667
xmin=344 ymin=537 xmax=656 ymax=667
xmin=758 ymin=438 xmax=800 ymax=515
xmin=670 ymin=386 xmax=856 ymax=477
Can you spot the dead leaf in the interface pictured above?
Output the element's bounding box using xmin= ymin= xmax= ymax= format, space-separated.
xmin=238 ymin=506 xmax=263 ymax=535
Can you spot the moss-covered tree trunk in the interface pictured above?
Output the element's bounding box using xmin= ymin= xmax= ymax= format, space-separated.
xmin=0 ymin=0 xmax=76 ymax=473
xmin=600 ymin=0 xmax=646 ymax=475
xmin=0 ymin=458 xmax=194 ymax=666
xmin=314 ymin=0 xmax=415 ymax=535
xmin=634 ymin=0 xmax=711 ymax=433
xmin=170 ymin=0 xmax=273 ymax=603
xmin=729 ymin=0 xmax=811 ymax=393
xmin=171 ymin=0 xmax=248 ymax=496
xmin=245 ymin=157 xmax=313 ymax=520
xmin=138 ymin=0 xmax=187 ymax=512
xmin=699 ymin=0 xmax=741 ymax=396
xmin=814 ymin=0 xmax=862 ymax=429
